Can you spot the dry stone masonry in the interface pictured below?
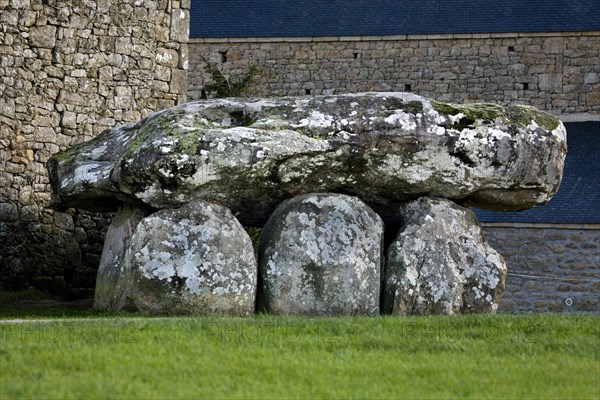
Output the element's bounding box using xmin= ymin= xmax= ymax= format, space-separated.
xmin=0 ymin=0 xmax=189 ymax=295
xmin=482 ymin=226 xmax=599 ymax=313
xmin=47 ymin=93 xmax=567 ymax=315
xmin=188 ymin=33 xmax=600 ymax=116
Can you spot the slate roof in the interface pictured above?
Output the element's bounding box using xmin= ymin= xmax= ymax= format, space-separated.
xmin=474 ymin=122 xmax=600 ymax=224
xmin=190 ymin=0 xmax=600 ymax=38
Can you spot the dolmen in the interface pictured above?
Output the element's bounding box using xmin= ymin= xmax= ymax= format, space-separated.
xmin=47 ymin=92 xmax=567 ymax=316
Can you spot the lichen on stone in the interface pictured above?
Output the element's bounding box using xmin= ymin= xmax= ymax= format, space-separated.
xmin=49 ymin=93 xmax=567 ymax=219
xmin=431 ymin=100 xmax=560 ymax=131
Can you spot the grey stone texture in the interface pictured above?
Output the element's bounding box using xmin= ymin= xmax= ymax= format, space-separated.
xmin=483 ymin=225 xmax=599 ymax=313
xmin=384 ymin=197 xmax=507 ymax=315
xmin=258 ymin=193 xmax=383 ymax=315
xmin=0 ymin=1 xmax=596 ymax=315
xmin=118 ymin=201 xmax=257 ymax=315
xmin=0 ymin=0 xmax=189 ymax=295
xmin=94 ymin=204 xmax=148 ymax=310
xmin=47 ymin=93 xmax=567 ymax=225
xmin=188 ymin=33 xmax=600 ymax=115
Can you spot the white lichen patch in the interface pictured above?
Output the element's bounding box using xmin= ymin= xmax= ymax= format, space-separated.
xmin=527 ymin=119 xmax=540 ymax=132
xmin=158 ymin=167 xmax=174 ymax=179
xmin=175 ymin=154 xmax=189 ymax=167
xmin=260 ymin=194 xmax=382 ymax=315
xmin=448 ymin=112 xmax=465 ymax=125
xmin=126 ymin=201 xmax=257 ymax=315
xmin=429 ymin=125 xmax=447 ymax=136
xmin=256 ymin=149 xmax=267 ymax=159
xmin=423 ymin=101 xmax=446 ymax=125
xmin=293 ymin=110 xmax=335 ymax=129
xmin=489 ymin=127 xmax=512 ymax=141
xmin=551 ymin=121 xmax=567 ymax=143
xmin=152 ymin=137 xmax=177 ymax=154
xmin=135 ymin=182 xmax=168 ymax=203
xmin=384 ymin=109 xmax=417 ymax=130
xmin=63 ymin=163 xmax=111 ymax=189
xmin=385 ymin=197 xmax=507 ymax=315
xmin=81 ymin=144 xmax=108 ymax=161
xmin=155 ymin=50 xmax=174 ymax=65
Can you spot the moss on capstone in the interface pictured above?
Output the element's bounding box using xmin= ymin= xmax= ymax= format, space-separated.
xmin=432 ymin=101 xmax=504 ymax=122
xmin=462 ymin=104 xmax=504 ymax=123
xmin=174 ymin=129 xmax=205 ymax=155
xmin=431 ymin=100 xmax=463 ymax=116
xmin=535 ymin=113 xmax=560 ymax=131
xmin=431 ymin=100 xmax=560 ymax=131
xmin=124 ymin=108 xmax=187 ymax=155
xmin=406 ymin=101 xmax=424 ymax=114
xmin=50 ymin=143 xmax=84 ymax=162
xmin=506 ymin=105 xmax=560 ymax=131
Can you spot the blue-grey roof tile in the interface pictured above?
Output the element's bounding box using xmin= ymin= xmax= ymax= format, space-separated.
xmin=190 ymin=0 xmax=600 ymax=38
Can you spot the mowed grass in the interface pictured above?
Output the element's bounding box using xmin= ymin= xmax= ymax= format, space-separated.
xmin=0 ymin=313 xmax=598 ymax=399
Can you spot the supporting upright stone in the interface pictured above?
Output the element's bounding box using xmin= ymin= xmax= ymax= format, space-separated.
xmin=259 ymin=193 xmax=383 ymax=316
xmin=383 ymin=197 xmax=507 ymax=315
xmin=119 ymin=200 xmax=257 ymax=316
xmin=94 ymin=204 xmax=149 ymax=310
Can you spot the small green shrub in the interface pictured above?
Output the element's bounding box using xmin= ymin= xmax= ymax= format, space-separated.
xmin=201 ymin=57 xmax=265 ymax=98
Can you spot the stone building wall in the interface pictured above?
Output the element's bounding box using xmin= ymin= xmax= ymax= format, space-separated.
xmin=0 ymin=0 xmax=189 ymax=297
xmin=482 ymin=224 xmax=599 ymax=313
xmin=188 ymin=32 xmax=600 ymax=117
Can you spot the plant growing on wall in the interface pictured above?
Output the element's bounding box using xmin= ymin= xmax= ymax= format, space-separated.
xmin=200 ymin=57 xmax=265 ymax=98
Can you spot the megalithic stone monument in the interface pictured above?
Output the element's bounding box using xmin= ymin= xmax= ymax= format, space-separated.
xmin=47 ymin=93 xmax=567 ymax=315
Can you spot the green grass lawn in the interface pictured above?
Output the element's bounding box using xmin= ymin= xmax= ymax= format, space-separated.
xmin=1 ymin=309 xmax=598 ymax=399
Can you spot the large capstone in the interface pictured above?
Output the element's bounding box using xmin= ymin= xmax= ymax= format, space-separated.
xmin=47 ymin=92 xmax=567 ymax=225
xmin=258 ymin=193 xmax=383 ymax=316
xmin=117 ymin=200 xmax=257 ymax=315
xmin=383 ymin=197 xmax=507 ymax=315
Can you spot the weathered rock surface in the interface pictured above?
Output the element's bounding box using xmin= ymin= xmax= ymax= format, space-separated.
xmin=258 ymin=193 xmax=383 ymax=315
xmin=383 ymin=197 xmax=507 ymax=315
xmin=94 ymin=204 xmax=149 ymax=310
xmin=48 ymin=93 xmax=567 ymax=225
xmin=116 ymin=201 xmax=257 ymax=315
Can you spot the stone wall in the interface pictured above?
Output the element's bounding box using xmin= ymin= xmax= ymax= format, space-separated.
xmin=0 ymin=0 xmax=189 ymax=297
xmin=188 ymin=32 xmax=600 ymax=117
xmin=482 ymin=224 xmax=599 ymax=313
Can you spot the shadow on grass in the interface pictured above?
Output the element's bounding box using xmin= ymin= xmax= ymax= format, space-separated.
xmin=0 ymin=290 xmax=115 ymax=319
